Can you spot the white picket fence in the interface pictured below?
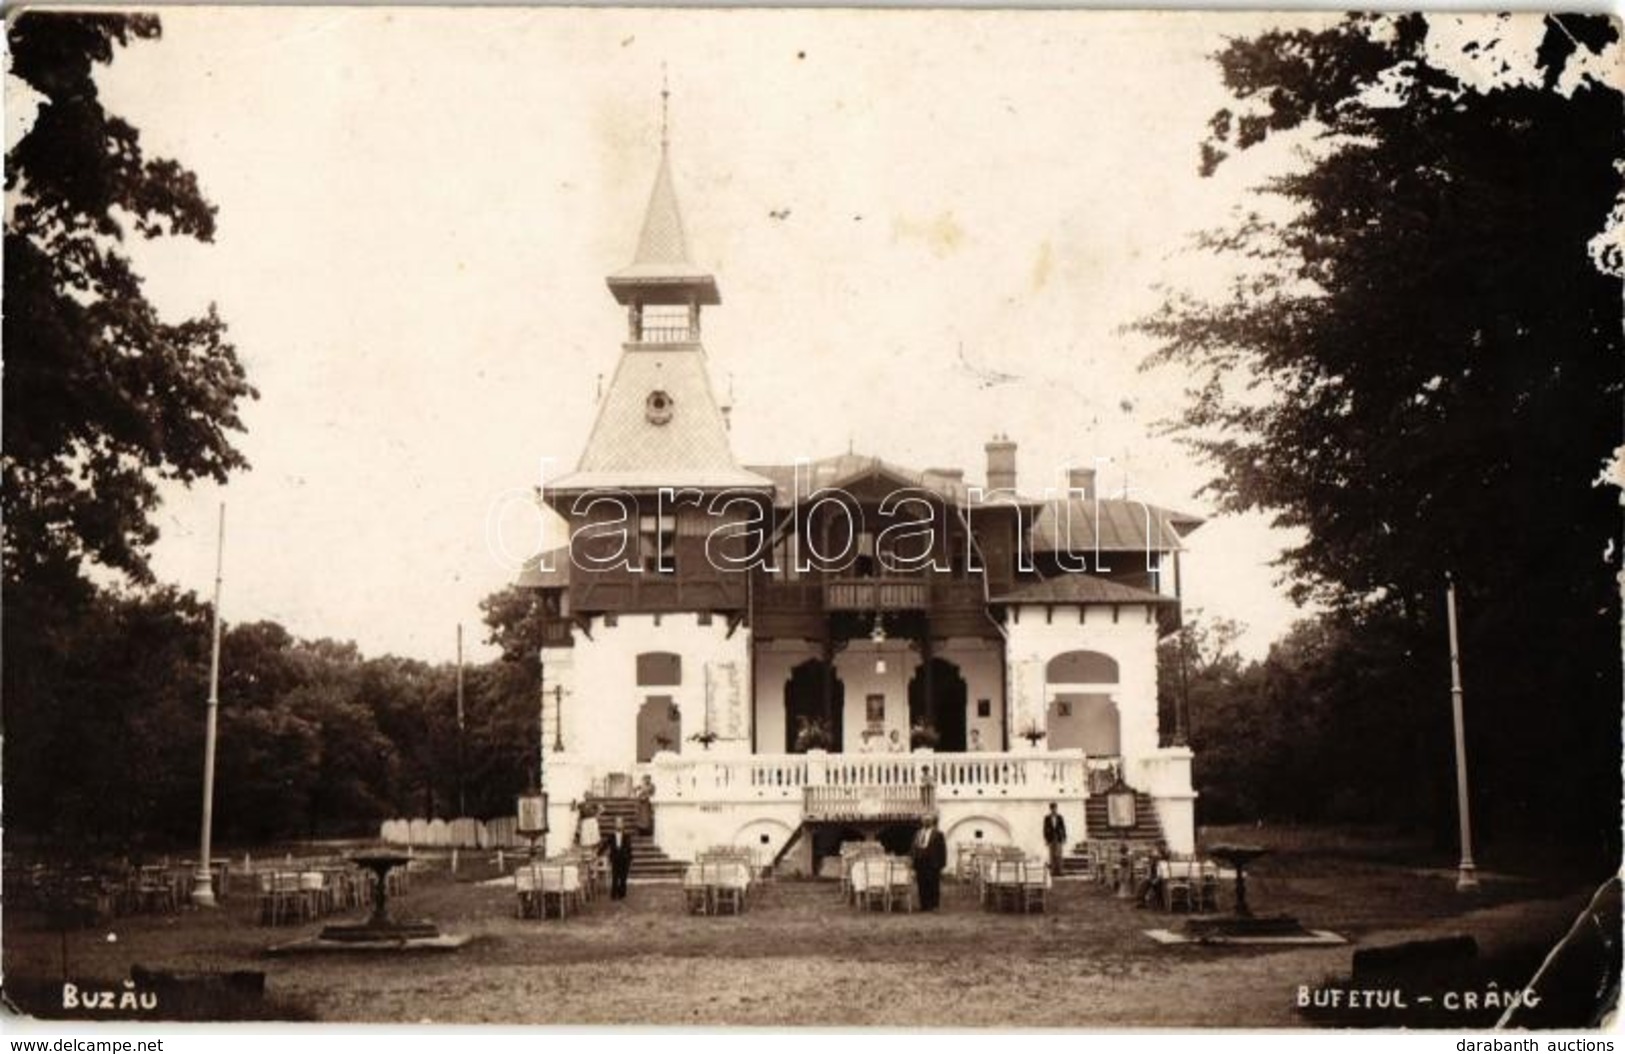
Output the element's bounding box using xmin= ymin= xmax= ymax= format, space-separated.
xmin=378 ymin=815 xmax=523 ymax=849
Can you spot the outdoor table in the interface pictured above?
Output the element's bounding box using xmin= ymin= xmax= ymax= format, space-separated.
xmin=683 ymin=861 xmax=751 ymax=915
xmin=982 ymin=857 xmax=1049 ymax=913
xmin=849 ymin=856 xmax=914 ymax=912
xmin=1155 ymin=859 xmax=1221 ymax=912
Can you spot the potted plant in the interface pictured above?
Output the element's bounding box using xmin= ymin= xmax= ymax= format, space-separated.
xmin=653 ymin=733 xmax=674 ymax=752
xmin=688 ymin=730 xmax=720 ymax=750
xmin=793 ymin=717 xmax=833 ymax=753
xmin=1019 ymin=723 xmax=1047 ymax=746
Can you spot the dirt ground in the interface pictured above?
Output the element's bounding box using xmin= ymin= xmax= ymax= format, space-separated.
xmin=2 ymin=828 xmax=1605 ymax=1028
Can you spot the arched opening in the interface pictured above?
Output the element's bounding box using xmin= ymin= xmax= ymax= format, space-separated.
xmin=636 ymin=651 xmax=682 ymax=687
xmin=636 ymin=696 xmax=681 ymax=762
xmin=1047 ymin=694 xmax=1121 ymax=754
xmin=785 ymin=658 xmax=844 ymax=753
xmin=1046 ymin=650 xmax=1119 ymax=684
xmin=944 ymin=814 xmax=1013 ymax=847
xmin=1044 ymin=650 xmax=1121 ymax=754
xmin=908 ymin=657 xmax=968 ymax=752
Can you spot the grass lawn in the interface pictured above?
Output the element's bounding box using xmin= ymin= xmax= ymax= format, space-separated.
xmin=3 ymin=826 xmax=1604 ymax=1028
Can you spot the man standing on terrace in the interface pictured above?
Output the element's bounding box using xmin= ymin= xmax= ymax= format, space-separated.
xmin=912 ymin=814 xmax=948 ymax=911
xmin=1043 ymin=802 xmax=1069 ymax=879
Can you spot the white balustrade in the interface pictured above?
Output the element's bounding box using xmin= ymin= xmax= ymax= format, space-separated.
xmin=651 ymin=750 xmax=1086 ymax=805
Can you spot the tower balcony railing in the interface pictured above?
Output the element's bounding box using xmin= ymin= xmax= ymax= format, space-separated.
xmin=637 ymin=324 xmax=696 ymax=343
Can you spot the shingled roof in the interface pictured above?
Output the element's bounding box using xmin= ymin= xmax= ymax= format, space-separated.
xmin=745 ymin=453 xmax=995 ymax=509
xmin=549 ymin=346 xmax=773 ymax=492
xmin=992 ymin=576 xmax=1174 ymax=606
xmin=606 ymin=150 xmax=719 ymax=305
xmin=1028 ymin=498 xmax=1203 ymax=554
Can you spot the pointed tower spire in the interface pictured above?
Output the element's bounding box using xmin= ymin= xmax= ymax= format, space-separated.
xmin=547 ymin=79 xmax=769 ymax=496
xmin=606 ymin=78 xmax=719 ymax=313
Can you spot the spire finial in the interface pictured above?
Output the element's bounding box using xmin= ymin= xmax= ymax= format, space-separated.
xmin=660 ymin=64 xmax=670 ymax=152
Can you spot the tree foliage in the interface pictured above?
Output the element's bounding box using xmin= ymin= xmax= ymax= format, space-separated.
xmin=1141 ymin=14 xmax=1623 ymax=851
xmin=4 ymin=589 xmax=543 ymax=849
xmin=4 ymin=12 xmax=257 ymax=590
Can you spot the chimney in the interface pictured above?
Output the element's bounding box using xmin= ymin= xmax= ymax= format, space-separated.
xmin=985 ymin=435 xmax=1017 ymax=493
xmin=1068 ymin=466 xmax=1097 ymax=501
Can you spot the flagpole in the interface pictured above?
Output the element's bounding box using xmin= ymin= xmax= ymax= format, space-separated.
xmin=1446 ymin=574 xmax=1479 ymax=891
xmin=456 ymin=623 xmax=466 ymax=818
xmin=191 ymin=503 xmax=226 ymax=908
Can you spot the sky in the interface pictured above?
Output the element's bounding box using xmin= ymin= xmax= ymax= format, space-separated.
xmin=9 ymin=6 xmax=1372 ymax=663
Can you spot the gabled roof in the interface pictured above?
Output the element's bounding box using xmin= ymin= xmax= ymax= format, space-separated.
xmin=992 ymin=576 xmax=1174 ymax=606
xmin=1029 ymin=498 xmax=1202 ymax=553
xmin=745 ymin=452 xmax=1041 ymax=510
xmin=607 ymin=150 xmax=719 ymax=306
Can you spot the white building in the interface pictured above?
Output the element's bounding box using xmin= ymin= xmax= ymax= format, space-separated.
xmin=519 ymin=138 xmax=1202 ymax=874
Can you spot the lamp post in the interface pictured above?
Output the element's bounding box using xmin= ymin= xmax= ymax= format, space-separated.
xmin=191 ymin=504 xmax=226 ymax=908
xmin=1445 ymin=574 xmax=1479 ymax=891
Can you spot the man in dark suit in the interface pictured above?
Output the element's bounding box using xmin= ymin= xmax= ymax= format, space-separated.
xmin=911 ymin=814 xmax=948 ymax=911
xmin=1042 ymin=802 xmax=1068 ymax=880
xmin=604 ymin=817 xmax=634 ymax=900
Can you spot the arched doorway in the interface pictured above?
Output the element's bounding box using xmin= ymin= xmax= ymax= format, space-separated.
xmin=908 ymin=657 xmax=968 ymax=752
xmin=636 ymin=696 xmax=681 ymax=761
xmin=1045 ymin=650 xmax=1120 ymax=753
xmin=785 ymin=659 xmax=844 ymax=753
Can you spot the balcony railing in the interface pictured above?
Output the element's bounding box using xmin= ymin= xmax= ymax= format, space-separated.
xmin=755 ymin=575 xmax=989 ymax=614
xmin=804 ymin=783 xmax=935 ymax=822
xmin=650 ymin=750 xmax=1088 ymax=807
xmin=824 ymin=577 xmax=929 ymax=611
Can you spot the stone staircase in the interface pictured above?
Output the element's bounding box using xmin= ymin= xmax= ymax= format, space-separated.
xmin=583 ymin=796 xmax=687 ymax=879
xmin=1059 ymin=790 xmax=1166 ymax=876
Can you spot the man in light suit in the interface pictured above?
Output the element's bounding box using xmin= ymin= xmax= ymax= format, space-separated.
xmin=911 ymin=814 xmax=948 ymax=911
xmin=1042 ymin=802 xmax=1069 ymax=880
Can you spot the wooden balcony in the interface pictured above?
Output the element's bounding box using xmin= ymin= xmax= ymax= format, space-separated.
xmin=752 ymin=574 xmax=999 ymax=639
xmin=804 ymin=784 xmax=935 ymax=823
xmin=824 ymin=576 xmax=929 ymax=611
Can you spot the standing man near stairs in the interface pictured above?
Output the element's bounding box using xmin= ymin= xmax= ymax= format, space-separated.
xmin=1042 ymin=803 xmax=1068 ymax=880
xmin=605 ymin=817 xmax=635 ymax=901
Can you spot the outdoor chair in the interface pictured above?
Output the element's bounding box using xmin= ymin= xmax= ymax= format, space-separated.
xmin=682 ymin=864 xmax=710 ymax=914
xmin=538 ymin=862 xmax=581 ymax=919
xmin=985 ymin=859 xmax=1024 ymax=912
xmin=514 ymin=864 xmax=539 ymax=919
xmin=1019 ymin=858 xmax=1050 ymax=914
xmin=136 ymin=866 xmax=178 ymax=915
xmin=1197 ymin=859 xmax=1222 ymax=912
xmin=854 ymin=858 xmax=889 ymax=913
xmin=1161 ymin=859 xmax=1194 ymax=912
xmin=258 ymin=871 xmax=305 ymax=926
xmin=299 ymin=871 xmax=329 ymax=917
xmin=710 ymin=861 xmax=749 ymax=915
xmin=884 ymin=857 xmax=915 ymax=913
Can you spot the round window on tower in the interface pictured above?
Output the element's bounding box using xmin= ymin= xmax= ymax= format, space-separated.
xmin=646 ymin=390 xmax=675 ymax=425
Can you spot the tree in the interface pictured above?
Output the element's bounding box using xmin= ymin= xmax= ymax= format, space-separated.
xmin=4 ymin=12 xmax=257 ymax=590
xmin=1139 ymin=14 xmax=1622 ymax=853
